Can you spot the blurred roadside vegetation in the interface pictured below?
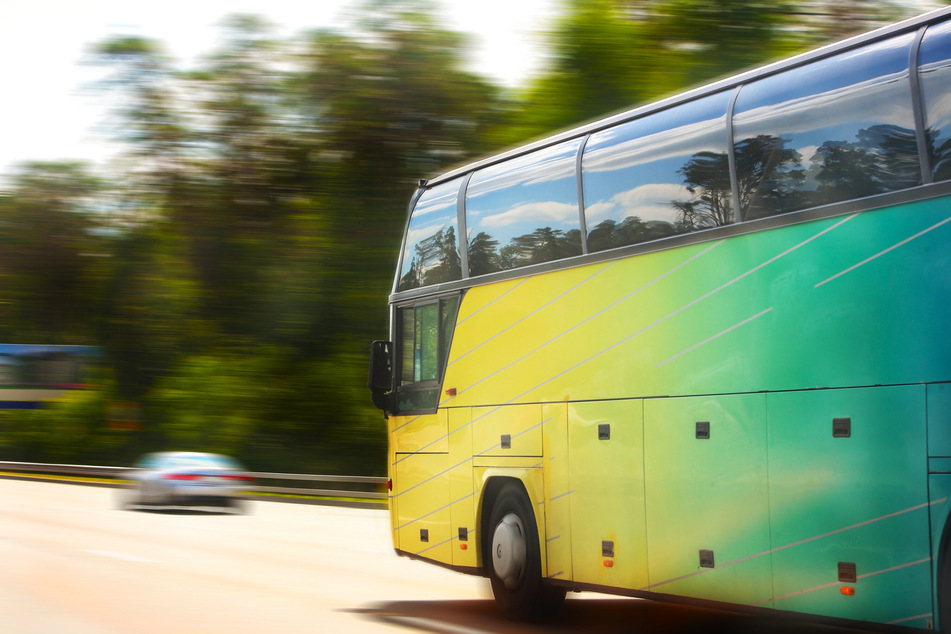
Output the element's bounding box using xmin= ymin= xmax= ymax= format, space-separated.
xmin=0 ymin=0 xmax=930 ymax=475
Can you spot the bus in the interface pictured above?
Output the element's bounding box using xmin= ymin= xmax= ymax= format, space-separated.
xmin=0 ymin=344 xmax=99 ymax=409
xmin=369 ymin=7 xmax=951 ymax=630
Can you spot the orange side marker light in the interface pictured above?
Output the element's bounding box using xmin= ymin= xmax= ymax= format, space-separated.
xmin=603 ymin=560 xmax=614 ymax=568
xmin=840 ymin=586 xmax=855 ymax=596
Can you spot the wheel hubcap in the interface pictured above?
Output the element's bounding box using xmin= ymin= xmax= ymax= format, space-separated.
xmin=492 ymin=513 xmax=526 ymax=589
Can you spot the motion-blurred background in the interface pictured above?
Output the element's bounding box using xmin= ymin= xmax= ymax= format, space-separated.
xmin=0 ymin=0 xmax=939 ymax=475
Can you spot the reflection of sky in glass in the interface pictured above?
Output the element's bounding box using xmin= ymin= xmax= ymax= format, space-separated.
xmin=734 ymin=33 xmax=914 ymax=176
xmin=465 ymin=139 xmax=582 ymax=249
xmin=920 ymin=19 xmax=951 ymax=179
xmin=399 ymin=179 xmax=460 ymax=284
xmin=582 ymin=92 xmax=730 ymax=227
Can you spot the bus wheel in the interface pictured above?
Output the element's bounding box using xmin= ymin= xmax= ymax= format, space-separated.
xmin=939 ymin=537 xmax=951 ymax=633
xmin=486 ymin=482 xmax=565 ymax=621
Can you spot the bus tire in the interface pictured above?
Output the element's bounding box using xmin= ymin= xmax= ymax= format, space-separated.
xmin=939 ymin=531 xmax=951 ymax=633
xmin=486 ymin=482 xmax=565 ymax=621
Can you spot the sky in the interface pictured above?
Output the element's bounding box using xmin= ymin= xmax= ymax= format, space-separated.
xmin=0 ymin=0 xmax=554 ymax=177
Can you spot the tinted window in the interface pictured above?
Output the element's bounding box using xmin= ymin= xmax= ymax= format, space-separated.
xmin=465 ymin=140 xmax=583 ymax=276
xmin=920 ymin=19 xmax=951 ymax=182
xmin=733 ymin=33 xmax=920 ymax=220
xmin=582 ymin=92 xmax=733 ymax=252
xmin=398 ymin=179 xmax=462 ymax=291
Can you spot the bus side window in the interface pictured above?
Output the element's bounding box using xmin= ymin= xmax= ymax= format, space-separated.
xmin=398 ymin=179 xmax=463 ymax=292
xmin=465 ymin=139 xmax=583 ymax=277
xmin=733 ymin=32 xmax=920 ymax=220
xmin=582 ymin=91 xmax=733 ymax=252
xmin=919 ymin=19 xmax=951 ymax=182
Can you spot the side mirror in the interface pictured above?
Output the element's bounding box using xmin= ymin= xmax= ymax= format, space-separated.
xmin=368 ymin=340 xmax=393 ymax=413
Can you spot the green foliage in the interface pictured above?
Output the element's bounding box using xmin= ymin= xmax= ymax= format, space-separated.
xmin=0 ymin=162 xmax=111 ymax=344
xmin=1 ymin=0 xmax=919 ymax=474
xmin=0 ymin=375 xmax=137 ymax=465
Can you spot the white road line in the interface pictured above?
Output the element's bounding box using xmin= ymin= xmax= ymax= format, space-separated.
xmin=83 ymin=549 xmax=155 ymax=563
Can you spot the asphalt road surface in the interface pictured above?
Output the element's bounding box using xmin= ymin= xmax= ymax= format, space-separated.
xmin=2 ymin=479 xmax=875 ymax=634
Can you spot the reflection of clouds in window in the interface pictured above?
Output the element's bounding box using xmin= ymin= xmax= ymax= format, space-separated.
xmin=405 ymin=218 xmax=456 ymax=247
xmin=734 ymin=72 xmax=911 ymax=146
xmin=585 ymin=183 xmax=687 ymax=225
xmin=413 ymin=196 xmax=455 ymax=217
xmin=467 ymin=139 xmax=581 ymax=199
xmin=581 ymin=91 xmax=730 ymax=252
xmin=924 ymin=90 xmax=951 ymax=132
xmin=584 ymin=118 xmax=724 ymax=174
xmin=480 ymin=201 xmax=579 ymax=228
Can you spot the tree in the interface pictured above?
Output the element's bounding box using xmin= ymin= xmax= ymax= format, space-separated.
xmin=675 ymin=150 xmax=734 ymax=230
xmin=0 ymin=162 xmax=109 ymax=343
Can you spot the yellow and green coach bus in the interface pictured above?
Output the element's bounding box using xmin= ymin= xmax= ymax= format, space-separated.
xmin=369 ymin=7 xmax=951 ymax=630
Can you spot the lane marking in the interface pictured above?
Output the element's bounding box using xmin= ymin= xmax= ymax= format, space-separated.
xmin=83 ymin=549 xmax=155 ymax=563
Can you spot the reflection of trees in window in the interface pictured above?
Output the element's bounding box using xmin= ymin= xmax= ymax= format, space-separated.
xmin=585 ymin=151 xmax=733 ymax=253
xmin=736 ymin=126 xmax=920 ymax=220
xmin=812 ymin=124 xmax=920 ymax=202
xmin=497 ymin=227 xmax=582 ymax=272
xmin=928 ymin=127 xmax=951 ymax=182
xmin=469 ymin=226 xmax=582 ymax=277
xmin=674 ymin=151 xmax=733 ymax=230
xmin=735 ymin=135 xmax=806 ymax=220
xmin=468 ymin=231 xmax=500 ymax=277
xmin=587 ymin=217 xmax=677 ymax=252
xmin=398 ymin=226 xmax=461 ymax=290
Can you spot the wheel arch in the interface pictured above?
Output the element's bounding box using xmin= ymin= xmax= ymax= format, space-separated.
xmin=933 ymin=485 xmax=951 ymax=632
xmin=475 ymin=468 xmax=548 ymax=579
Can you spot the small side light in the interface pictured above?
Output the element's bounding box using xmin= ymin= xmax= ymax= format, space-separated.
xmin=840 ymin=586 xmax=855 ymax=596
xmin=387 ymin=479 xmax=393 ymax=491
xmin=445 ymin=387 xmax=457 ymax=397
xmin=460 ymin=544 xmax=467 ymax=550
xmin=603 ymin=560 xmax=614 ymax=568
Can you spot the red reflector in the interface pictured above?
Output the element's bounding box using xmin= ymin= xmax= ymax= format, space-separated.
xmin=460 ymin=543 xmax=467 ymax=550
xmin=840 ymin=586 xmax=855 ymax=596
xmin=223 ymin=475 xmax=254 ymax=482
xmin=387 ymin=479 xmax=393 ymax=491
xmin=445 ymin=387 xmax=457 ymax=397
xmin=603 ymin=560 xmax=614 ymax=568
xmin=163 ymin=473 xmax=198 ymax=480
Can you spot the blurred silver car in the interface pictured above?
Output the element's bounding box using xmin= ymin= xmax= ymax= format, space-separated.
xmin=120 ymin=451 xmax=253 ymax=512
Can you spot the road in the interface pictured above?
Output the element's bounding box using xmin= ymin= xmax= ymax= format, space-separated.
xmin=1 ymin=479 xmax=872 ymax=634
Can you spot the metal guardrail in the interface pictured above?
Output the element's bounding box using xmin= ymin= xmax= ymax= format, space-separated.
xmin=0 ymin=461 xmax=388 ymax=508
